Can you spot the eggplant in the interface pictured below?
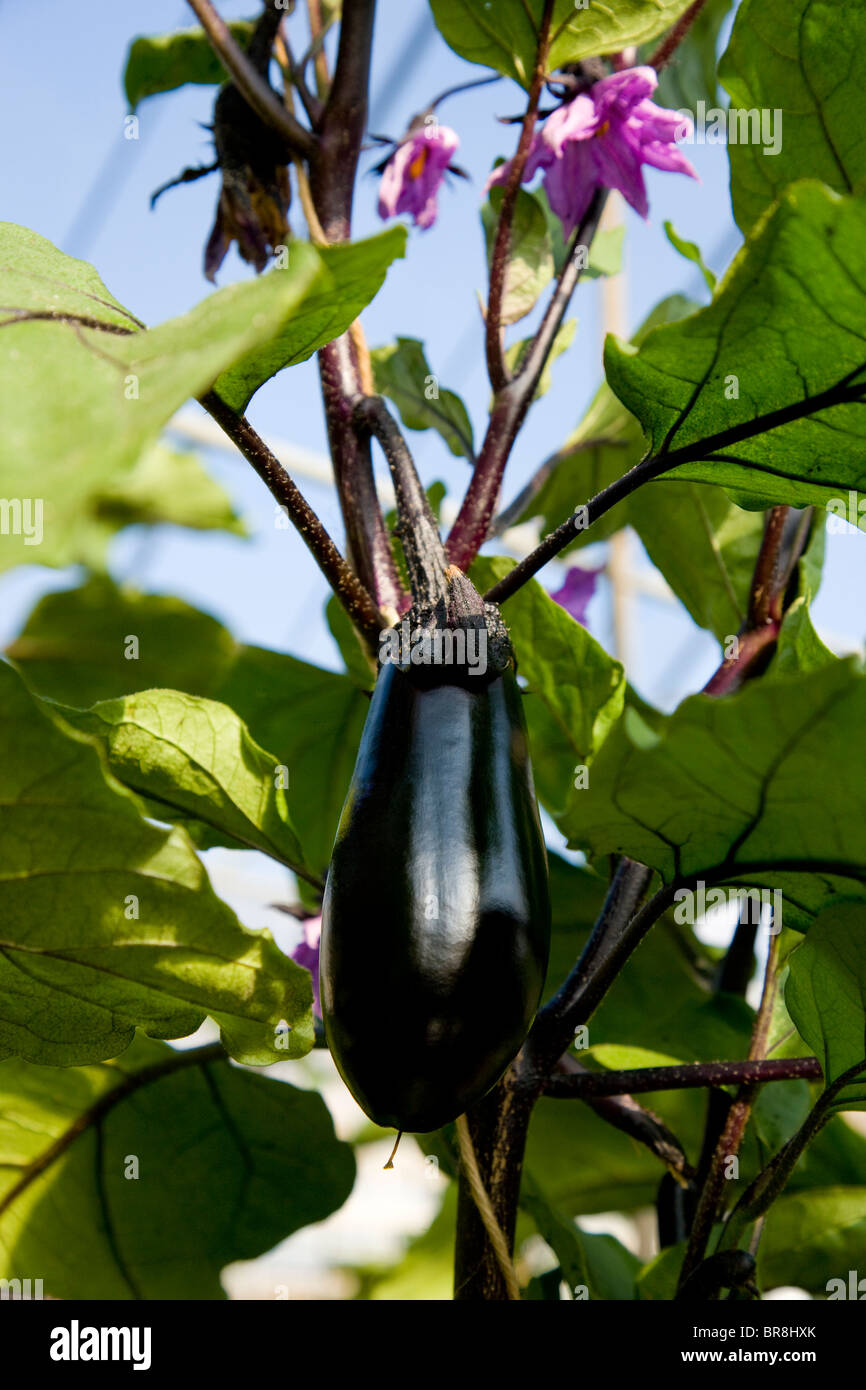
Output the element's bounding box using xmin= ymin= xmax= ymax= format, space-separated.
xmin=320 ymin=601 xmax=550 ymax=1133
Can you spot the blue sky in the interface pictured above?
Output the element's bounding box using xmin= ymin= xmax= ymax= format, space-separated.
xmin=1 ymin=0 xmax=862 ymax=701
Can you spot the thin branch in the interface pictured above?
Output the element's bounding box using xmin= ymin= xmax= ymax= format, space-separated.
xmin=677 ymin=932 xmax=782 ymax=1287
xmin=275 ymin=24 xmax=323 ymax=127
xmin=527 ymin=858 xmax=654 ymax=1079
xmin=485 ymin=0 xmax=555 ymax=392
xmin=552 ymin=1055 xmax=694 ymax=1180
xmin=649 ymin=0 xmax=711 ymax=71
xmin=447 ymin=191 xmax=607 ymax=571
xmin=718 ymin=1055 xmax=866 ymax=1256
xmin=483 ymin=374 xmax=866 ymax=606
xmin=492 ymin=436 xmax=626 ymax=535
xmin=543 ymin=1055 xmax=822 ymax=1100
xmin=306 ymin=0 xmax=332 ymax=103
xmin=200 ymin=389 xmax=383 ymax=645
xmin=185 ymin=0 xmax=317 ymax=157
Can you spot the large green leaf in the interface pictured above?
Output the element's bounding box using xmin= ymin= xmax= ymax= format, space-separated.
xmin=124 ymin=20 xmax=255 ymax=110
xmin=8 ymin=580 xmax=369 ymax=883
xmin=0 ymin=1036 xmax=355 ymax=1299
xmin=0 ymin=661 xmax=314 ymax=1066
xmin=561 ymin=658 xmax=866 ymax=927
xmin=56 ymin=689 xmax=312 ymax=882
xmin=214 ymin=228 xmax=408 ymax=413
xmin=430 ymin=0 xmax=695 ymax=88
xmin=0 ymin=223 xmax=324 ymax=571
xmin=481 ymin=187 xmax=552 ymax=326
xmin=630 ymin=481 xmax=766 ymax=643
xmin=785 ymin=900 xmax=866 ymax=1106
xmin=6 ymin=577 xmax=239 ymax=708
xmin=604 ymin=184 xmax=866 ymax=512
xmin=758 ymin=1187 xmax=866 ymax=1295
xmin=720 ymin=0 xmax=866 ymax=233
xmin=471 ymin=556 xmax=625 ymax=818
xmin=370 ymin=337 xmax=474 ymax=460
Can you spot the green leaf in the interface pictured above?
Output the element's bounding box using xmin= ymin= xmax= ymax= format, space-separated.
xmin=785 ymin=900 xmax=866 ymax=1106
xmin=504 ymin=319 xmax=576 ymax=403
xmin=213 ymin=644 xmax=368 ymax=881
xmin=0 ymin=661 xmax=314 ymax=1066
xmin=663 ymin=220 xmax=716 ymax=291
xmin=482 ymin=187 xmax=553 ymax=325
xmin=370 ymin=336 xmax=474 ymax=459
xmin=604 ymin=184 xmax=866 ymax=512
xmin=326 ymin=595 xmax=376 ymax=690
xmin=646 ymin=0 xmax=733 ymax=110
xmin=628 ymin=481 xmax=766 ymax=643
xmin=470 ymin=556 xmax=625 ymax=818
xmin=93 ymin=443 xmax=246 ymax=537
xmin=513 ymin=295 xmax=695 ymax=551
xmin=521 ymin=1173 xmax=641 ymax=1299
xmin=6 ymin=577 xmax=239 ymax=708
xmin=55 ymin=689 xmax=312 ymax=882
xmin=561 ymin=658 xmax=866 ymax=927
xmin=214 ymin=228 xmax=408 ymax=413
xmin=758 ymin=1187 xmax=866 ymax=1296
xmin=430 ymin=0 xmax=696 ymax=88
xmin=537 ymin=185 xmax=624 ymax=278
xmin=8 ymin=579 xmax=370 ymax=884
xmin=124 ymin=20 xmax=256 ymax=110
xmin=719 ymin=0 xmax=866 ymax=233
xmin=0 ymin=223 xmax=326 ymax=571
xmin=0 ymin=1036 xmax=355 ymax=1298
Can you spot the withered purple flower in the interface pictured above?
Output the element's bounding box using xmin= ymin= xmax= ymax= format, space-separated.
xmin=204 ymin=82 xmax=292 ymax=283
xmin=490 ymin=66 xmax=697 ymax=236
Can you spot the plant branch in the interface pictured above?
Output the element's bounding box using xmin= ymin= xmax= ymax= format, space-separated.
xmin=447 ymin=191 xmax=607 ymax=571
xmin=526 ymin=858 xmax=654 ymax=1080
xmin=649 ymin=0 xmax=711 ymax=71
xmin=718 ymin=1056 xmax=866 ymax=1256
xmin=552 ymin=1054 xmax=695 ymax=1180
xmin=186 ymin=0 xmax=317 ymax=157
xmin=677 ymin=932 xmax=782 ymax=1288
xmin=305 ymin=1 xmax=406 ymax=618
xmin=483 ymin=374 xmax=865 ymax=606
xmin=200 ymin=389 xmax=383 ymax=644
xmin=703 ymin=505 xmax=814 ymax=694
xmin=485 ymin=0 xmax=555 ymax=393
xmin=543 ymin=1055 xmax=822 ymax=1100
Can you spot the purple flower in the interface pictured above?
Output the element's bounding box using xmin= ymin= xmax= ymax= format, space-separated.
xmin=550 ymin=566 xmax=601 ymax=626
xmin=490 ymin=67 xmax=697 ymax=236
xmin=291 ymin=914 xmax=322 ymax=1019
xmin=378 ymin=125 xmax=460 ymax=230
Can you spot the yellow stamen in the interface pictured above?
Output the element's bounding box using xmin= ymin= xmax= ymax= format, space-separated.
xmin=408 ymin=146 xmax=428 ymax=180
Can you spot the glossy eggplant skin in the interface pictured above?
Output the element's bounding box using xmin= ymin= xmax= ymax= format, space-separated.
xmin=320 ymin=660 xmax=550 ymax=1133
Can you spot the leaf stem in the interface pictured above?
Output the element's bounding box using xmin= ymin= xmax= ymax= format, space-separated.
xmin=200 ymin=390 xmax=383 ymax=644
xmin=484 ymin=0 xmax=555 ymax=394
xmin=648 ymin=0 xmax=711 ymax=71
xmin=185 ymin=0 xmax=317 ymax=156
xmin=447 ymin=191 xmax=607 ymax=571
xmin=543 ymin=1055 xmax=822 ymax=1100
